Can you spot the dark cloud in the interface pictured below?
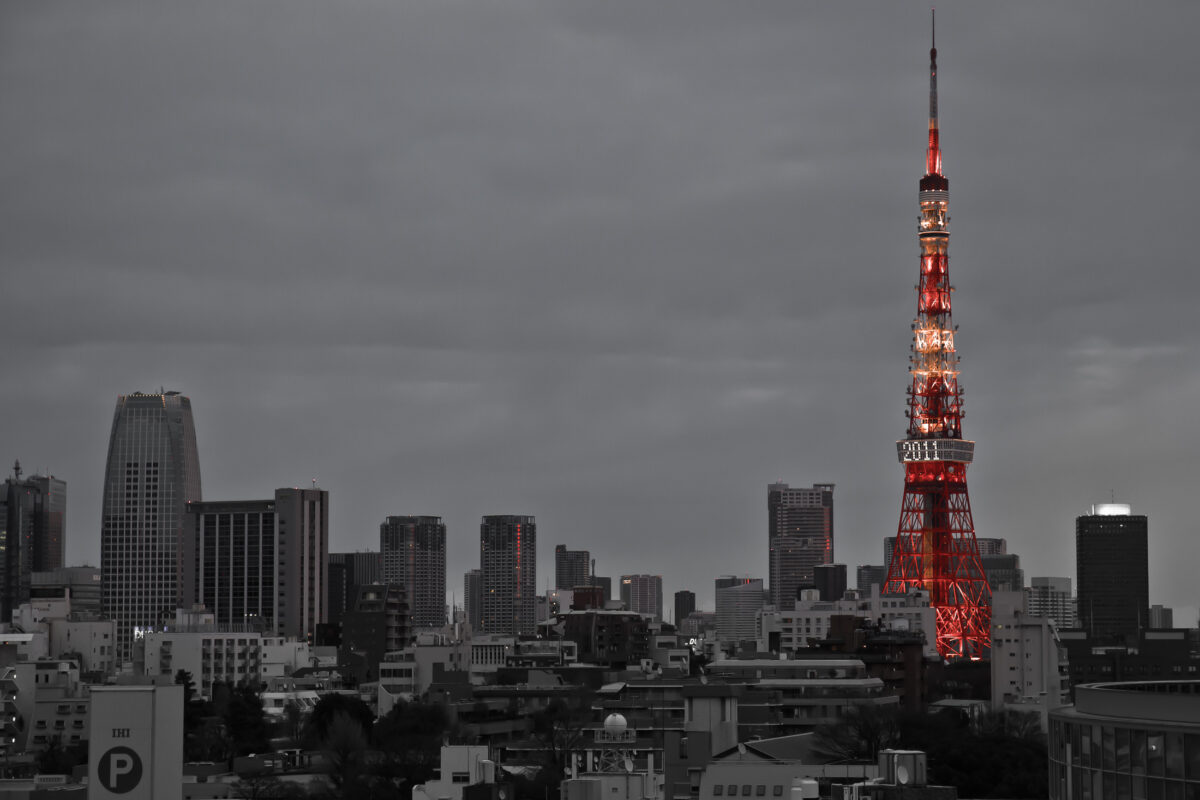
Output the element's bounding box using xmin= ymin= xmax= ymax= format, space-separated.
xmin=3 ymin=2 xmax=1198 ymax=621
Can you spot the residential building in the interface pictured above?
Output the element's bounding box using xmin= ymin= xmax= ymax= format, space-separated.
xmin=767 ymin=483 xmax=834 ymax=609
xmin=479 ymin=515 xmax=536 ymax=636
xmin=716 ymin=578 xmax=764 ymax=646
xmin=100 ymin=391 xmax=202 ymax=662
xmin=555 ymin=545 xmax=590 ymax=591
xmin=328 ymin=551 xmax=382 ymax=628
xmin=1026 ymin=577 xmax=1077 ymax=630
xmin=757 ymin=587 xmax=938 ymax=659
xmin=620 ymin=574 xmax=663 ymax=621
xmin=1 ymin=463 xmax=67 ymax=622
xmin=989 ymin=590 xmax=1069 ymax=731
xmin=464 ymin=569 xmax=483 ymax=631
xmin=339 ymin=583 xmax=411 ymax=685
xmin=142 ymin=629 xmax=263 ymax=699
xmin=674 ymin=590 xmax=696 ymax=626
xmin=274 ymin=487 xmax=329 ymax=643
xmin=380 ymin=515 xmax=447 ymax=629
xmin=1076 ymin=503 xmax=1148 ymax=645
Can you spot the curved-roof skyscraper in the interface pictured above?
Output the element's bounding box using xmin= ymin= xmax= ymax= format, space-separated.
xmin=100 ymin=390 xmax=202 ymax=662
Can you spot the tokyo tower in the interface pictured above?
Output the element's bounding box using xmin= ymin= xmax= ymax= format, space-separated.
xmin=883 ymin=13 xmax=991 ymax=659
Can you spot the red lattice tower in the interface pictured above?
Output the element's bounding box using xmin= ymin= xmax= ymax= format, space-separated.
xmin=883 ymin=14 xmax=991 ymax=659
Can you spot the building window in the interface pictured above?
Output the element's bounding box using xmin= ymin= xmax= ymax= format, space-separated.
xmin=713 ymin=786 xmax=723 ymax=796
xmin=451 ymin=772 xmax=469 ymax=784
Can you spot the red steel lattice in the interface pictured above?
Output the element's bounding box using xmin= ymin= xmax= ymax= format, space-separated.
xmin=884 ymin=16 xmax=991 ymax=659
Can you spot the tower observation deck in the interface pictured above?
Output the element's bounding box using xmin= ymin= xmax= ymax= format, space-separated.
xmin=883 ymin=13 xmax=991 ymax=659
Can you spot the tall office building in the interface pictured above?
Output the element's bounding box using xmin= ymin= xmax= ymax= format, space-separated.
xmin=856 ymin=565 xmax=887 ymax=596
xmin=813 ymin=563 xmax=848 ymax=602
xmin=100 ymin=391 xmax=202 ymax=661
xmin=767 ymin=482 xmax=834 ymax=608
xmin=464 ymin=569 xmax=483 ymax=631
xmin=619 ymin=574 xmax=663 ymax=621
xmin=1 ymin=463 xmax=67 ymax=621
xmin=380 ymin=516 xmax=447 ymax=630
xmin=1076 ymin=503 xmax=1148 ymax=645
xmin=981 ymin=553 xmax=1024 ymax=593
xmin=274 ymin=488 xmax=328 ymax=643
xmin=674 ymin=590 xmax=696 ymax=626
xmin=1026 ymin=577 xmax=1076 ymax=630
xmin=479 ymin=515 xmax=536 ymax=635
xmin=183 ymin=487 xmax=329 ymax=642
xmin=554 ymin=545 xmax=591 ymax=590
xmin=716 ymin=578 xmax=764 ymax=645
xmin=328 ymin=551 xmax=382 ymax=628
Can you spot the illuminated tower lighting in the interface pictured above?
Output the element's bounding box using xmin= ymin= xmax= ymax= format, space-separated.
xmin=883 ymin=12 xmax=991 ymax=659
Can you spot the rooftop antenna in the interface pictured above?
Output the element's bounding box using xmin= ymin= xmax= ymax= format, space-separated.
xmin=12 ymin=460 xmax=21 ymax=481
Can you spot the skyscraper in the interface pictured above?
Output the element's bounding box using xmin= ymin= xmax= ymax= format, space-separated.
xmin=767 ymin=482 xmax=834 ymax=608
xmin=619 ymin=574 xmax=663 ymax=621
xmin=0 ymin=462 xmax=66 ymax=621
xmin=715 ymin=578 xmax=764 ymax=646
xmin=479 ymin=515 xmax=536 ymax=635
xmin=464 ymin=568 xmax=482 ymax=631
xmin=674 ymin=590 xmax=696 ymax=626
xmin=1076 ymin=503 xmax=1148 ymax=645
xmin=813 ymin=563 xmax=848 ymax=602
xmin=554 ymin=545 xmax=590 ymax=590
xmin=380 ymin=515 xmax=447 ymax=630
xmin=182 ymin=487 xmax=329 ymax=642
xmin=274 ymin=487 xmax=329 ymax=643
xmin=100 ymin=391 xmax=202 ymax=661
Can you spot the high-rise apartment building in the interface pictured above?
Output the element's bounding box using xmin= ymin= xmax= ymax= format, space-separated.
xmin=479 ymin=515 xmax=536 ymax=635
xmin=328 ymin=551 xmax=382 ymax=628
xmin=767 ymin=482 xmax=834 ymax=608
xmin=100 ymin=391 xmax=202 ymax=661
xmin=1 ymin=463 xmax=67 ymax=620
xmin=380 ymin=516 xmax=447 ymax=630
xmin=274 ymin=488 xmax=328 ymax=643
xmin=716 ymin=578 xmax=764 ymax=646
xmin=619 ymin=574 xmax=663 ymax=621
xmin=464 ymin=569 xmax=483 ymax=631
xmin=1076 ymin=504 xmax=1148 ymax=645
xmin=674 ymin=590 xmax=696 ymax=626
xmin=1026 ymin=577 xmax=1076 ymax=630
xmin=182 ymin=487 xmax=329 ymax=642
xmin=554 ymin=545 xmax=591 ymax=590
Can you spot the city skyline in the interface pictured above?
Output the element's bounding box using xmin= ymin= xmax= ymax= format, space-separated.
xmin=3 ymin=3 xmax=1199 ymax=623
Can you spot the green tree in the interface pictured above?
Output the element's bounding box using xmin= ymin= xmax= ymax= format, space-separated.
xmin=226 ymin=685 xmax=271 ymax=757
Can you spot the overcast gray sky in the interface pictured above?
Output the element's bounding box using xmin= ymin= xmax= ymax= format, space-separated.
xmin=3 ymin=2 xmax=1198 ymax=622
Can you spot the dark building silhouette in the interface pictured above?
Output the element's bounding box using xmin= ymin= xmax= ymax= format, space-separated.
xmin=981 ymin=553 xmax=1024 ymax=593
xmin=464 ymin=568 xmax=482 ymax=630
xmin=328 ymin=551 xmax=382 ymax=628
xmin=554 ymin=545 xmax=590 ymax=591
xmin=813 ymin=563 xmax=848 ymax=602
xmin=674 ymin=590 xmax=696 ymax=626
xmin=339 ymin=583 xmax=410 ymax=685
xmin=1076 ymin=504 xmax=1149 ymax=645
xmin=1 ymin=462 xmax=66 ymax=621
xmin=767 ymin=482 xmax=834 ymax=609
xmin=856 ymin=564 xmax=887 ymax=596
xmin=381 ymin=515 xmax=447 ymax=630
xmin=480 ymin=515 xmax=536 ymax=635
xmin=100 ymin=391 xmax=202 ymax=661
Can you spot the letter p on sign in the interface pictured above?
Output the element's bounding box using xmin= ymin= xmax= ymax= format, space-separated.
xmin=99 ymin=746 xmax=143 ymax=793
